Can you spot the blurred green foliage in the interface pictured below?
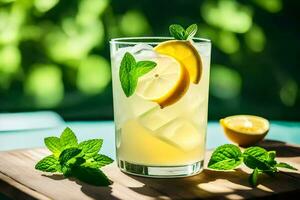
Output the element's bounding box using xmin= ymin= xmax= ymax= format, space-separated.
xmin=0 ymin=0 xmax=299 ymax=120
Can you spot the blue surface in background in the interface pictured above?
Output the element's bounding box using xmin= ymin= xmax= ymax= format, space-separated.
xmin=0 ymin=121 xmax=300 ymax=160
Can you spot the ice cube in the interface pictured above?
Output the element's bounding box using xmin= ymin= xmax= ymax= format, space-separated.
xmin=132 ymin=44 xmax=158 ymax=60
xmin=156 ymin=118 xmax=203 ymax=151
xmin=139 ymin=106 xmax=170 ymax=131
xmin=114 ymin=44 xmax=153 ymax=58
xmin=138 ymin=105 xmax=180 ymax=131
xmin=114 ymin=44 xmax=157 ymax=62
xmin=193 ymin=42 xmax=211 ymax=57
xmin=129 ymin=95 xmax=158 ymax=117
xmin=114 ymin=46 xmax=134 ymax=61
xmin=131 ymin=44 xmax=153 ymax=53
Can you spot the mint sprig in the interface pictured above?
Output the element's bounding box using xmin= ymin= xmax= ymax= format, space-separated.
xmin=208 ymin=144 xmax=242 ymax=170
xmin=35 ymin=127 xmax=113 ymax=186
xmin=119 ymin=52 xmax=156 ymax=97
xmin=208 ymin=144 xmax=298 ymax=187
xmin=169 ymin=24 xmax=198 ymax=40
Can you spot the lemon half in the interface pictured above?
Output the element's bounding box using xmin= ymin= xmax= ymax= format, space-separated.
xmin=220 ymin=115 xmax=269 ymax=147
xmin=136 ymin=55 xmax=190 ymax=108
xmin=154 ymin=40 xmax=202 ymax=84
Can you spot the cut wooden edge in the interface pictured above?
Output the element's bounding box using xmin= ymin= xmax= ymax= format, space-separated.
xmin=0 ymin=172 xmax=51 ymax=200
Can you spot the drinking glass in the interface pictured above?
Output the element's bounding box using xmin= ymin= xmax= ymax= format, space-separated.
xmin=110 ymin=37 xmax=211 ymax=177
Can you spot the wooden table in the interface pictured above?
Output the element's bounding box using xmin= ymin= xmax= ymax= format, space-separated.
xmin=0 ymin=140 xmax=299 ymax=200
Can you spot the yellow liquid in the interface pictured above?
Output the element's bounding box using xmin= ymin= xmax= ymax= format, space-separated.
xmin=111 ymin=43 xmax=211 ymax=166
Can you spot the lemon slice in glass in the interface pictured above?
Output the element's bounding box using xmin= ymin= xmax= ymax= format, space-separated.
xmin=220 ymin=115 xmax=270 ymax=147
xmin=154 ymin=40 xmax=202 ymax=84
xmin=136 ymin=55 xmax=190 ymax=108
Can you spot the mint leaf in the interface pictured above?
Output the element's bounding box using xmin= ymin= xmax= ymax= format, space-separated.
xmin=82 ymin=154 xmax=113 ymax=169
xmin=44 ymin=136 xmax=62 ymax=157
xmin=78 ymin=139 xmax=103 ymax=158
xmin=169 ymin=24 xmax=186 ymax=40
xmin=249 ymin=168 xmax=259 ymax=187
xmin=242 ymin=147 xmax=272 ymax=171
xmin=134 ymin=61 xmax=157 ymax=77
xmin=169 ymin=24 xmax=198 ymax=40
xmin=267 ymin=151 xmax=277 ymax=166
xmin=208 ymin=144 xmax=296 ymax=188
xmin=60 ymin=127 xmax=78 ymax=149
xmin=119 ymin=52 xmax=156 ymax=97
xmin=35 ymin=155 xmax=60 ymax=172
xmin=72 ymin=166 xmax=111 ymax=186
xmin=59 ymin=148 xmax=81 ymax=167
xmin=208 ymin=144 xmax=242 ymax=170
xmin=185 ymin=24 xmax=197 ymax=40
xmin=93 ymin=154 xmax=114 ymax=168
xmin=243 ymin=147 xmax=268 ymax=161
xmin=268 ymin=151 xmax=276 ymax=160
xmin=119 ymin=52 xmax=137 ymax=97
xmin=35 ymin=127 xmax=114 ymax=186
xmin=275 ymin=162 xmax=298 ymax=171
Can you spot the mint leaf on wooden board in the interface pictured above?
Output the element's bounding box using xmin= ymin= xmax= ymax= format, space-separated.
xmin=44 ymin=136 xmax=62 ymax=157
xmin=35 ymin=127 xmax=113 ymax=186
xmin=59 ymin=148 xmax=82 ymax=167
xmin=208 ymin=144 xmax=242 ymax=170
xmin=249 ymin=168 xmax=259 ymax=187
xmin=275 ymin=162 xmax=298 ymax=171
xmin=82 ymin=154 xmax=113 ymax=169
xmin=78 ymin=139 xmax=103 ymax=159
xmin=266 ymin=151 xmax=277 ymax=166
xmin=242 ymin=147 xmax=272 ymax=171
xmin=72 ymin=166 xmax=111 ymax=186
xmin=93 ymin=154 xmax=114 ymax=168
xmin=208 ymin=143 xmax=298 ymax=187
xmin=35 ymin=155 xmax=60 ymax=172
xmin=60 ymin=127 xmax=78 ymax=149
xmin=119 ymin=52 xmax=156 ymax=97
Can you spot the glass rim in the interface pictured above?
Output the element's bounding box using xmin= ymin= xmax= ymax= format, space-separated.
xmin=110 ymin=36 xmax=211 ymax=45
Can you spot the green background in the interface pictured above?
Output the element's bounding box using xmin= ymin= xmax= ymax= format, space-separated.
xmin=0 ymin=0 xmax=299 ymax=121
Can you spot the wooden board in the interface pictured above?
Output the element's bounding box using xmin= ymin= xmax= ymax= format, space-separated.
xmin=0 ymin=140 xmax=300 ymax=200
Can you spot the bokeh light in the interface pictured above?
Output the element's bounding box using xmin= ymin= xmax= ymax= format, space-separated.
xmin=77 ymin=0 xmax=109 ymax=24
xmin=34 ymin=0 xmax=58 ymax=13
xmin=25 ymin=64 xmax=64 ymax=108
xmin=218 ymin=31 xmax=240 ymax=54
xmin=76 ymin=55 xmax=111 ymax=95
xmin=120 ymin=10 xmax=150 ymax=36
xmin=244 ymin=24 xmax=266 ymax=52
xmin=0 ymin=45 xmax=21 ymax=74
xmin=45 ymin=19 xmax=104 ymax=66
xmin=201 ymin=0 xmax=252 ymax=33
xmin=210 ymin=64 xmax=242 ymax=99
xmin=252 ymin=0 xmax=282 ymax=13
xmin=280 ymin=79 xmax=298 ymax=107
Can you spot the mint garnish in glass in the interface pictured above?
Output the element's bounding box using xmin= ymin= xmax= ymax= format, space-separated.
xmin=169 ymin=24 xmax=198 ymax=40
xmin=119 ymin=52 xmax=157 ymax=97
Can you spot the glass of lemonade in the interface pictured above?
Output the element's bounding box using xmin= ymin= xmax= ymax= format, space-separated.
xmin=110 ymin=37 xmax=211 ymax=177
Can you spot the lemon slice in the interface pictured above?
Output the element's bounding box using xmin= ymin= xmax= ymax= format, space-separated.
xmin=154 ymin=40 xmax=202 ymax=84
xmin=220 ymin=115 xmax=270 ymax=147
xmin=136 ymin=55 xmax=190 ymax=108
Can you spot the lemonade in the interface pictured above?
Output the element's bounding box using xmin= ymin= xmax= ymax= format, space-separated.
xmin=110 ymin=35 xmax=211 ymax=177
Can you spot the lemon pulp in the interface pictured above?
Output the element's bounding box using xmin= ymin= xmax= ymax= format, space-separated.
xmin=154 ymin=40 xmax=202 ymax=84
xmin=136 ymin=55 xmax=190 ymax=108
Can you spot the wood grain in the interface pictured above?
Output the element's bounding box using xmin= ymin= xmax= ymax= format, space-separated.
xmin=0 ymin=140 xmax=299 ymax=200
